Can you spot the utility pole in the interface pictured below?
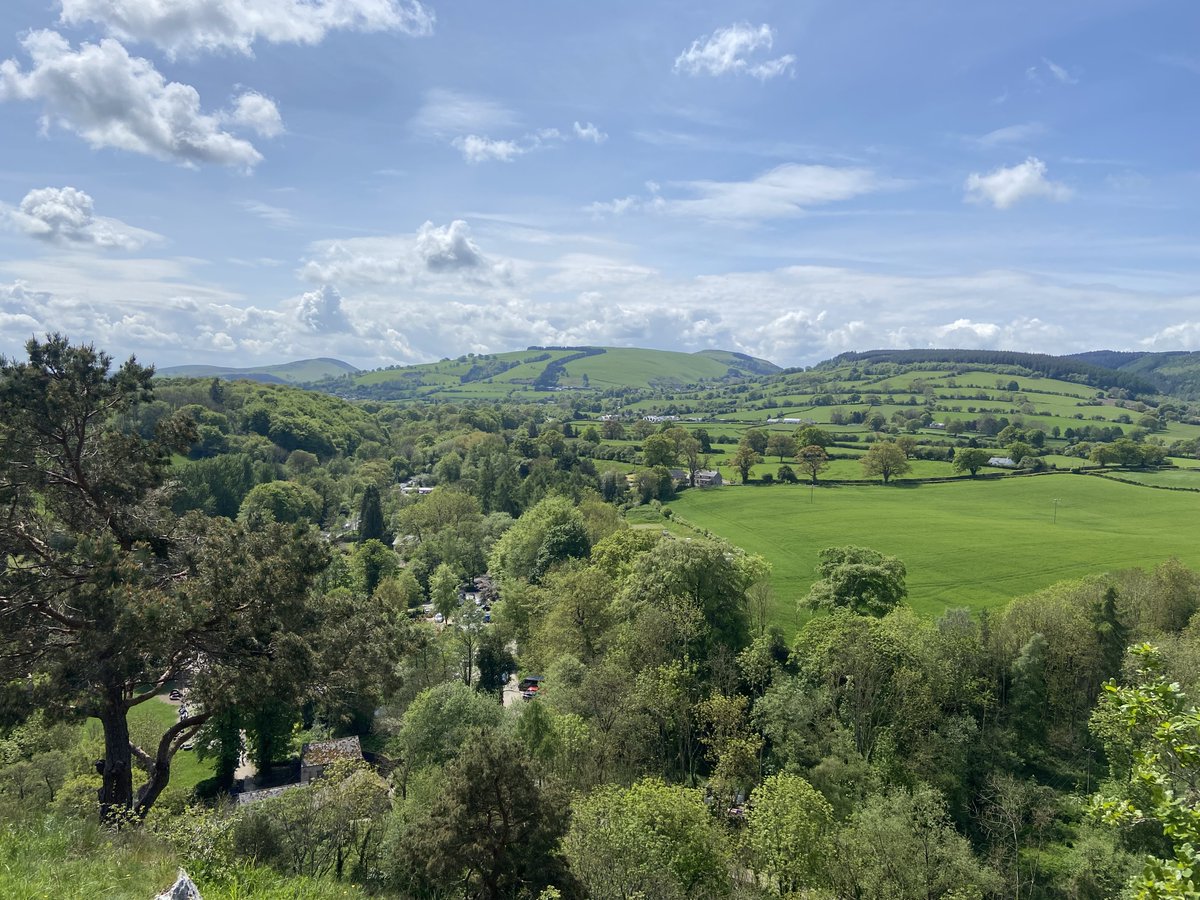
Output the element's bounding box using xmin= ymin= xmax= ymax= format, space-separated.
xmin=1052 ymin=498 xmax=1060 ymax=524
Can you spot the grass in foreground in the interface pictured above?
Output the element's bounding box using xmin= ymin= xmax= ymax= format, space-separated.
xmin=0 ymin=816 xmax=372 ymax=900
xmin=664 ymin=473 xmax=1200 ymax=630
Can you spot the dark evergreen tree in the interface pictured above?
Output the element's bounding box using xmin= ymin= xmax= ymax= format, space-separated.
xmin=357 ymin=483 xmax=386 ymax=544
xmin=1009 ymin=632 xmax=1048 ymax=752
xmin=1095 ymin=586 xmax=1130 ymax=678
xmin=406 ymin=730 xmax=570 ymax=898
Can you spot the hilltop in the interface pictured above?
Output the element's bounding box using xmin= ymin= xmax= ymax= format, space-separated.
xmin=315 ymin=345 xmax=781 ymax=400
xmin=157 ymin=357 xmax=359 ymax=384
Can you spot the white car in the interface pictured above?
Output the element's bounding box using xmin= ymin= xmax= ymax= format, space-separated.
xmin=433 ymin=612 xmax=444 ymax=623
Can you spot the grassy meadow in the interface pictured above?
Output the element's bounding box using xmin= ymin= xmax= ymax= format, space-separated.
xmin=662 ymin=473 xmax=1200 ymax=631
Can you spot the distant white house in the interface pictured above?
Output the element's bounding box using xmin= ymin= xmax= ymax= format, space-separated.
xmin=643 ymin=415 xmax=679 ymax=423
xmin=988 ymin=456 xmax=1016 ymax=467
xmin=766 ymin=417 xmax=808 ymax=425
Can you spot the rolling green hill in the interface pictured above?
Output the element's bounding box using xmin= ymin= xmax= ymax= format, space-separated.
xmin=322 ymin=346 xmax=779 ymax=400
xmin=157 ymin=357 xmax=358 ymax=384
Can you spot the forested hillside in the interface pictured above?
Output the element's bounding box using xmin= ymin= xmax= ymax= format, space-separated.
xmin=4 ymin=336 xmax=1200 ymax=899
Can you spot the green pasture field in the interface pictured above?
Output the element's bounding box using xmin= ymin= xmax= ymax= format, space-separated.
xmin=662 ymin=474 xmax=1200 ymax=631
xmin=1091 ymin=468 xmax=1200 ymax=489
xmin=556 ymin=348 xmax=734 ymax=389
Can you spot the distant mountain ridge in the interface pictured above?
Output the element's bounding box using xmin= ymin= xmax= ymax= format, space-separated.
xmin=316 ymin=346 xmax=781 ymax=400
xmin=1064 ymin=350 xmax=1200 ymax=399
xmin=155 ymin=346 xmax=1200 ymax=400
xmin=157 ymin=357 xmax=359 ymax=384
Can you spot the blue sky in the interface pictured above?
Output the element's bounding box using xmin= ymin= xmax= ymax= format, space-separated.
xmin=0 ymin=0 xmax=1197 ymax=369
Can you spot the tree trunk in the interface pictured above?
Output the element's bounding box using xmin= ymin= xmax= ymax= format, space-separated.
xmin=98 ymin=693 xmax=133 ymax=823
xmin=134 ymin=711 xmax=208 ymax=818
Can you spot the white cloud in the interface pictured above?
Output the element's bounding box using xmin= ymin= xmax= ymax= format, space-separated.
xmin=589 ymin=164 xmax=881 ymax=221
xmin=453 ymin=134 xmax=524 ymax=164
xmin=411 ymin=89 xmax=516 ymax=138
xmin=299 ymin=219 xmax=511 ymax=286
xmin=58 ymin=0 xmax=434 ymax=57
xmin=7 ymin=186 xmax=159 ymax=250
xmin=0 ymin=238 xmax=1187 ymax=370
xmin=296 ymin=283 xmax=352 ymax=333
xmin=451 ymin=125 xmax=584 ymax=163
xmin=414 ymin=220 xmax=486 ymax=271
xmin=225 ymin=91 xmax=283 ymax=138
xmin=674 ymin=23 xmax=795 ymax=81
xmin=1141 ymin=320 xmax=1200 ymax=350
xmin=964 ymin=157 xmax=1071 ymax=209
xmin=573 ymin=121 xmax=607 ymax=143
xmin=0 ymin=31 xmax=273 ymax=168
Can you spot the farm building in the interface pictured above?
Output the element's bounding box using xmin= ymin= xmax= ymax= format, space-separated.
xmin=988 ymin=456 xmax=1016 ymax=467
xmin=696 ymin=470 xmax=723 ymax=487
xmin=301 ymin=736 xmax=363 ymax=784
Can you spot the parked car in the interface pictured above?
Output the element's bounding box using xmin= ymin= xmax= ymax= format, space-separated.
xmin=433 ymin=612 xmax=444 ymax=624
xmin=168 ymin=689 xmax=183 ymax=701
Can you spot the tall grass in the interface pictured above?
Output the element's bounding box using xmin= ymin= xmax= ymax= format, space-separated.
xmin=0 ymin=816 xmax=375 ymax=900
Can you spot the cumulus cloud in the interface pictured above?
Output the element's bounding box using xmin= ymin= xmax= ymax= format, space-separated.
xmin=0 ymin=31 xmax=275 ymax=168
xmin=299 ymin=219 xmax=511 ymax=286
xmin=58 ymin=0 xmax=435 ymax=56
xmin=414 ymin=220 xmax=485 ymax=271
xmin=0 ymin=281 xmax=50 ymax=334
xmin=573 ymin=121 xmax=607 ymax=143
xmin=965 ymin=157 xmax=1071 ymax=209
xmin=225 ymin=91 xmax=283 ymax=137
xmin=296 ymin=283 xmax=353 ymax=333
xmin=589 ymin=164 xmax=881 ymax=221
xmin=8 ymin=186 xmax=159 ymax=250
xmin=674 ymin=23 xmax=795 ymax=80
xmin=1141 ymin=320 xmax=1200 ymax=350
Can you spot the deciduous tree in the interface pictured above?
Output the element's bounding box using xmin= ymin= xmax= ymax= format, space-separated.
xmin=796 ymin=444 xmax=829 ymax=485
xmin=861 ymin=442 xmax=911 ymax=483
xmin=802 ymin=545 xmax=908 ymax=617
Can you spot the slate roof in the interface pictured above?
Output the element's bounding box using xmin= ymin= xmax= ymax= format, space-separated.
xmin=302 ymin=736 xmax=363 ymax=767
